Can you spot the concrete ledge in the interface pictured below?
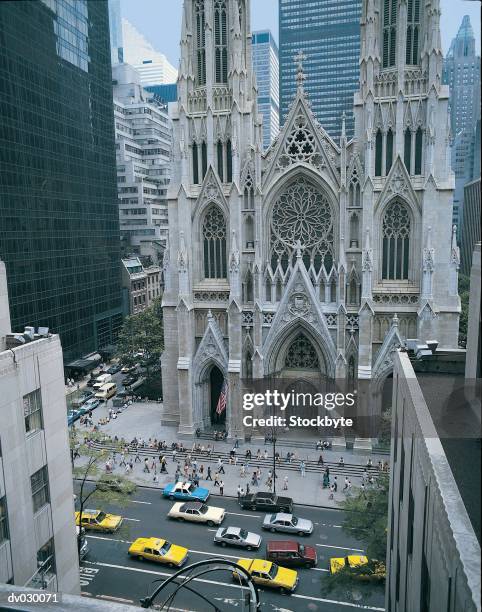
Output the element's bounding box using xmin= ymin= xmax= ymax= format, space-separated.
xmin=353 ymin=437 xmax=373 ymax=454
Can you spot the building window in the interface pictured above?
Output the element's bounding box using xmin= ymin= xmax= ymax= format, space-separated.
xmin=36 ymin=538 xmax=56 ymax=588
xmin=24 ymin=390 xmax=43 ymax=435
xmin=383 ymin=0 xmax=397 ymax=68
xmin=201 ymin=141 xmax=208 ymax=180
xmin=382 ymin=200 xmax=411 ymax=280
xmin=386 ymin=128 xmax=394 ymax=174
xmin=0 ymin=497 xmax=9 ymax=544
xmin=349 ymin=168 xmax=361 ymax=206
xmin=202 ymin=205 xmax=227 ymax=279
xmin=214 ymin=0 xmax=228 ymax=84
xmin=217 ymin=141 xmax=224 ymax=182
xmin=285 ymin=334 xmax=319 ymax=369
xmin=192 ymin=143 xmax=199 ymax=184
xmin=245 ymin=351 xmax=253 ymax=379
xmin=406 ymin=0 xmax=421 ymax=65
xmin=226 ymin=139 xmax=233 ymax=182
xmin=415 ymin=127 xmax=423 ymax=175
xmin=375 ymin=130 xmax=383 ymax=176
xmin=31 ymin=466 xmax=50 ymax=513
xmin=350 ymin=213 xmax=360 ymax=248
xmin=404 ymin=129 xmax=412 ymax=173
xmin=195 ymin=0 xmax=206 ymax=86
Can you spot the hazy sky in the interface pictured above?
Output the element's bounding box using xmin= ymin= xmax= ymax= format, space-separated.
xmin=120 ymin=0 xmax=481 ymax=69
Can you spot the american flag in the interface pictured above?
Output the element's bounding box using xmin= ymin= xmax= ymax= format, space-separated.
xmin=216 ymin=380 xmax=227 ymax=415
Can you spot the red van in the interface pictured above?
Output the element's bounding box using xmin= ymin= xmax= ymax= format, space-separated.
xmin=266 ymin=540 xmax=317 ymax=568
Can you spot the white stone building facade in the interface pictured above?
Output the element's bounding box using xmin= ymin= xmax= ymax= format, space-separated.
xmin=0 ymin=261 xmax=80 ymax=593
xmin=161 ymin=0 xmax=460 ymax=436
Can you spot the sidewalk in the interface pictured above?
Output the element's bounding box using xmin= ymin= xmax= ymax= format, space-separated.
xmin=73 ymin=401 xmax=389 ymax=509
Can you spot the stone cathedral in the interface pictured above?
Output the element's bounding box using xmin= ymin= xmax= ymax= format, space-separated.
xmin=161 ymin=0 xmax=460 ymax=438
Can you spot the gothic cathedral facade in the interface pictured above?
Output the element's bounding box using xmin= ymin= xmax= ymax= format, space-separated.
xmin=161 ymin=0 xmax=460 ymax=436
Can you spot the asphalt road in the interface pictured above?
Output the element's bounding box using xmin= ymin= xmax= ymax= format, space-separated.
xmin=75 ymin=484 xmax=385 ymax=612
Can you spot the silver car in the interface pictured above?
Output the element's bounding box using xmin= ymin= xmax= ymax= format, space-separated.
xmin=262 ymin=513 xmax=314 ymax=536
xmin=214 ymin=526 xmax=262 ymax=550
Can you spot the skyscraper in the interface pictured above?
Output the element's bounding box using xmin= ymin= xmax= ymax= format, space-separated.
xmin=122 ymin=18 xmax=178 ymax=86
xmin=252 ymin=30 xmax=280 ymax=150
xmin=0 ymin=0 xmax=123 ymax=362
xmin=108 ymin=0 xmax=124 ymax=65
xmin=443 ymin=15 xmax=481 ymax=229
xmin=279 ymin=0 xmax=362 ymax=141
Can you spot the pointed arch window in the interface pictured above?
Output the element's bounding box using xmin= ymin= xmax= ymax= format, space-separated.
xmin=195 ymin=0 xmax=206 ymax=86
xmin=382 ymin=200 xmax=411 ymax=280
xmin=244 ymin=215 xmax=254 ymax=249
xmin=226 ymin=139 xmax=233 ymax=182
xmin=375 ymin=129 xmax=383 ymax=176
xmin=243 ymin=270 xmax=253 ymax=302
xmin=386 ymin=128 xmax=394 ymax=174
xmin=217 ymin=140 xmax=224 ymax=182
xmin=265 ymin=278 xmax=272 ymax=302
xmin=383 ymin=0 xmax=397 ymax=68
xmin=406 ymin=0 xmax=421 ymax=65
xmin=245 ymin=350 xmax=253 ymax=379
xmin=201 ymin=141 xmax=207 ymax=179
xmin=350 ymin=213 xmax=360 ymax=248
xmin=404 ymin=129 xmax=412 ymax=174
xmin=214 ymin=0 xmax=228 ymax=84
xmin=192 ymin=142 xmax=199 ymax=184
xmin=348 ymin=278 xmax=359 ymax=306
xmin=414 ymin=127 xmax=423 ymax=175
xmin=203 ymin=205 xmax=227 ymax=279
xmin=243 ymin=173 xmax=254 ymax=209
xmin=349 ymin=169 xmax=361 ymax=207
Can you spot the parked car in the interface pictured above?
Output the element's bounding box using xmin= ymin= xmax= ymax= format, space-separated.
xmin=67 ymin=409 xmax=81 ymax=426
xmin=71 ymin=390 xmax=94 ymax=407
xmin=128 ymin=537 xmax=188 ymax=567
xmin=266 ymin=540 xmax=317 ymax=568
xmin=239 ymin=492 xmax=293 ymax=513
xmin=233 ymin=559 xmax=298 ymax=594
xmin=106 ymin=364 xmax=122 ymax=375
xmin=82 ymin=398 xmax=101 ymax=412
xmin=163 ymin=481 xmax=210 ymax=502
xmin=121 ymin=364 xmax=138 ymax=374
xmin=167 ymin=502 xmax=225 ymax=526
xmin=214 ymin=526 xmax=261 ymax=550
xmin=75 ymin=509 xmax=123 ymax=533
xmin=262 ymin=513 xmax=313 ymax=536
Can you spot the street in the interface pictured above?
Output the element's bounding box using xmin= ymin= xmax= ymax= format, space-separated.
xmin=76 ymin=484 xmax=385 ymax=611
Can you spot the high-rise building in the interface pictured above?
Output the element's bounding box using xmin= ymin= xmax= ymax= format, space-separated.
xmin=279 ymin=0 xmax=362 ymax=140
xmin=443 ymin=16 xmax=481 ymax=229
xmin=0 ymin=0 xmax=123 ymax=363
xmin=108 ymin=0 xmax=124 ymax=65
xmin=461 ymin=179 xmax=481 ymax=275
xmin=113 ymin=64 xmax=172 ymax=263
xmin=0 ymin=261 xmax=80 ymax=594
xmin=122 ymin=18 xmax=177 ymax=86
xmin=161 ymin=0 xmax=459 ymax=439
xmin=252 ymin=30 xmax=279 ymax=150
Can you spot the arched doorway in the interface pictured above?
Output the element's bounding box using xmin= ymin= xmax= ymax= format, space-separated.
xmin=209 ymin=366 xmax=226 ymax=426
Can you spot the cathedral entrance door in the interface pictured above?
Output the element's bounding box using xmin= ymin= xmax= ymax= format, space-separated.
xmin=209 ymin=366 xmax=226 ymax=427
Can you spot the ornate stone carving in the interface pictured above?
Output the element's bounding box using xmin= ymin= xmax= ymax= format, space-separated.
xmin=242 ymin=311 xmax=254 ymax=325
xmin=373 ymin=293 xmax=419 ymax=305
xmin=194 ymin=291 xmax=230 ymax=302
xmin=346 ymin=314 xmax=359 ymax=328
xmin=325 ymin=313 xmax=337 ymax=327
xmin=263 ymin=312 xmax=274 ymax=325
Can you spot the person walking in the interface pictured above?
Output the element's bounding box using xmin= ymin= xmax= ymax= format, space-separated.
xmin=283 ymin=475 xmax=289 ymax=490
xmin=134 ymin=449 xmax=141 ymax=463
xmin=317 ymin=453 xmax=324 ymax=465
xmin=206 ymin=466 xmax=213 ymax=481
xmin=234 ymin=435 xmax=239 ymax=449
xmin=246 ymin=483 xmax=250 ymax=495
xmin=217 ymin=457 xmax=225 ymax=474
xmin=343 ymin=477 xmax=350 ymax=492
xmin=214 ymin=472 xmax=220 ymax=487
xmin=237 ymin=484 xmax=242 ymax=502
xmin=333 ymin=476 xmax=338 ymax=492
xmin=129 ymin=459 xmax=134 ymax=472
xmin=219 ymin=481 xmax=224 ymax=495
xmin=172 ymin=449 xmax=177 ymax=462
xmin=150 ymin=458 xmax=156 ymax=472
xmin=263 ymin=449 xmax=268 ymax=461
xmin=143 ymin=458 xmax=150 ymax=473
xmin=119 ymin=453 xmax=127 ymax=467
xmin=329 ymin=483 xmax=335 ymax=500
xmin=300 ymin=460 xmax=306 ymax=477
xmin=338 ymin=456 xmax=344 ymax=467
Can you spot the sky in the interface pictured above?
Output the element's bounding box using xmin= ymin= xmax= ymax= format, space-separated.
xmin=120 ymin=0 xmax=481 ymax=70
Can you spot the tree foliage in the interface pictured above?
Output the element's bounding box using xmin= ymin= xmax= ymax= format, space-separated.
xmin=117 ymin=297 xmax=164 ymax=375
xmin=458 ymin=273 xmax=470 ymax=347
xmin=70 ymin=429 xmax=136 ymax=557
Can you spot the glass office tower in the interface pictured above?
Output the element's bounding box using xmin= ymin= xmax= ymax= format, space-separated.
xmin=0 ymin=0 xmax=123 ymax=362
xmin=252 ymin=30 xmax=280 ymax=150
xmin=279 ymin=0 xmax=362 ymax=141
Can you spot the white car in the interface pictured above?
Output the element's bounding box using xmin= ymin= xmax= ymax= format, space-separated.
xmin=167 ymin=501 xmax=225 ymax=526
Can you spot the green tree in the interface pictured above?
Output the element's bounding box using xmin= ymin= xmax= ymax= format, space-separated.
xmin=117 ymin=297 xmax=164 ymax=377
xmin=458 ymin=273 xmax=470 ymax=347
xmin=70 ymin=430 xmax=136 ymax=558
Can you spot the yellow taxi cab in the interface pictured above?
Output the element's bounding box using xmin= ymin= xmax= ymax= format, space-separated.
xmin=234 ymin=558 xmax=298 ymax=593
xmin=75 ymin=509 xmax=123 ymax=533
xmin=330 ymin=554 xmax=386 ymax=581
xmin=128 ymin=537 xmax=189 ymax=567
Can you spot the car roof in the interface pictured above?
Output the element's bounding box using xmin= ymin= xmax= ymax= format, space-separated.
xmin=82 ymin=509 xmax=100 ymax=516
xmin=225 ymin=527 xmax=242 ymax=535
xmin=272 ymin=513 xmax=293 ymax=521
xmin=175 ymin=481 xmax=192 ymax=487
xmin=250 ymin=559 xmax=273 ymax=571
xmin=267 ymin=540 xmax=300 ymax=552
xmin=180 ymin=501 xmax=203 ymax=510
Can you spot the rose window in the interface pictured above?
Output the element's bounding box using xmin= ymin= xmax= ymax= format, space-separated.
xmin=270 ymin=177 xmax=334 ymax=272
xmin=285 ymin=334 xmax=319 ymax=369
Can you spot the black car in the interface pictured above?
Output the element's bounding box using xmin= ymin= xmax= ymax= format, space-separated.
xmin=107 ymin=364 xmax=122 ymax=374
xmin=239 ymin=492 xmax=293 ymax=513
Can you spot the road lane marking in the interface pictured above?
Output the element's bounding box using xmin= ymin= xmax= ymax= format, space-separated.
xmin=226 ymin=511 xmax=261 ymax=518
xmin=83 ymin=560 xmax=383 ymax=610
xmin=123 ymin=518 xmax=140 ymax=522
xmin=130 ymin=500 xmax=152 ymax=505
xmin=86 ymin=535 xmax=132 ymax=544
xmin=315 ymin=544 xmax=365 ymax=552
